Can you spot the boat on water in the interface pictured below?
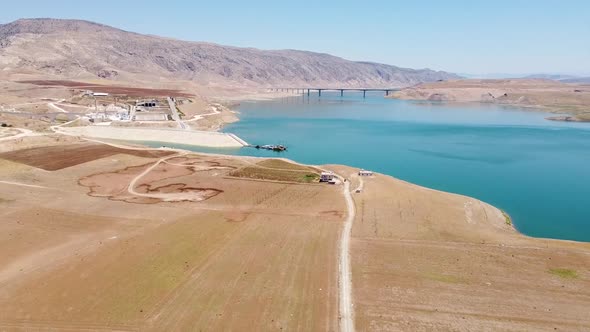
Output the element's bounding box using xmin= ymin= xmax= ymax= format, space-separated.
xmin=255 ymin=144 xmax=287 ymax=152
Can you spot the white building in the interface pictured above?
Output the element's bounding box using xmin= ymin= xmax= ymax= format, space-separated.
xmin=320 ymin=171 xmax=335 ymax=182
xmin=359 ymin=169 xmax=373 ymax=176
xmin=93 ymin=92 xmax=109 ymax=97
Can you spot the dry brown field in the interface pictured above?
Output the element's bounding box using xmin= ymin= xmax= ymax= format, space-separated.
xmin=328 ymin=166 xmax=590 ymax=332
xmin=1 ymin=136 xmax=589 ymax=331
xmin=0 ymin=142 xmax=173 ymax=171
xmin=0 ymin=139 xmax=346 ymax=331
xmin=390 ymin=79 xmax=590 ymax=121
xmin=19 ymin=80 xmax=194 ymax=98
xmin=229 ymin=159 xmax=321 ymax=183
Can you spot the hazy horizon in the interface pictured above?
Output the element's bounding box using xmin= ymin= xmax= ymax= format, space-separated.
xmin=1 ymin=0 xmax=589 ymax=76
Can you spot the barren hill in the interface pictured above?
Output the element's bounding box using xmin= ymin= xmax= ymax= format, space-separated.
xmin=390 ymin=78 xmax=590 ymax=121
xmin=0 ymin=18 xmax=458 ymax=88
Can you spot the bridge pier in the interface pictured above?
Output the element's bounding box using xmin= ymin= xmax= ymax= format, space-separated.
xmin=318 ymin=89 xmax=322 ymax=97
xmin=363 ymin=90 xmax=366 ymax=98
xmin=340 ymin=89 xmax=344 ymax=97
xmin=386 ymin=90 xmax=390 ymax=96
xmin=307 ymin=89 xmax=310 ymax=96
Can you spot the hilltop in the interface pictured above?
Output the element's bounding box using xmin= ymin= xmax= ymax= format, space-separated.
xmin=0 ymin=18 xmax=458 ymax=90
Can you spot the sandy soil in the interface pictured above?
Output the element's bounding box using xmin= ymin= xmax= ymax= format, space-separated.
xmin=0 ymin=138 xmax=345 ymax=331
xmin=1 ymin=135 xmax=589 ymax=331
xmin=390 ymin=79 xmax=590 ymax=121
xmin=328 ymin=166 xmax=590 ymax=332
xmin=0 ymin=134 xmax=85 ymax=153
xmin=0 ymin=128 xmax=25 ymax=140
xmin=56 ymin=126 xmax=247 ymax=148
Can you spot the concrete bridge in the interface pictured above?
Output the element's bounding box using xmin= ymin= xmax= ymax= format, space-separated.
xmin=269 ymin=87 xmax=400 ymax=97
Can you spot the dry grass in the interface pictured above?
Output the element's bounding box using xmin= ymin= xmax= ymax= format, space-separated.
xmin=330 ymin=166 xmax=590 ymax=332
xmin=229 ymin=166 xmax=320 ymax=183
xmin=549 ymin=268 xmax=578 ymax=279
xmin=3 ymin=137 xmax=590 ymax=331
xmin=0 ymin=147 xmax=345 ymax=331
xmin=228 ymin=159 xmax=321 ymax=183
xmin=257 ymin=159 xmax=319 ymax=172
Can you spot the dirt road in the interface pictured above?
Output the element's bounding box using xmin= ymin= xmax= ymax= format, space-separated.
xmin=167 ymin=97 xmax=187 ymax=130
xmin=126 ymin=153 xmax=193 ymax=202
xmin=339 ymin=177 xmax=355 ymax=332
xmin=0 ymin=128 xmax=36 ymax=141
xmin=47 ymin=102 xmax=67 ymax=113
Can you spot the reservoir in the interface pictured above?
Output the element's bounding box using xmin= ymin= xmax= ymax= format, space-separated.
xmin=145 ymin=92 xmax=590 ymax=242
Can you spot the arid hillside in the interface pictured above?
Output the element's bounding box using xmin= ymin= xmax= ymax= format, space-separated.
xmin=0 ymin=18 xmax=458 ymax=89
xmin=390 ymin=79 xmax=590 ymax=121
xmin=1 ymin=135 xmax=588 ymax=331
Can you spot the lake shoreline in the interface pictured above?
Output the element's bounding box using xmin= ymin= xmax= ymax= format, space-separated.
xmin=91 ymin=135 xmax=590 ymax=247
xmin=213 ymin=94 xmax=590 ymax=242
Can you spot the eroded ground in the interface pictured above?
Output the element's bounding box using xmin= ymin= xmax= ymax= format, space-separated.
xmin=0 ymin=139 xmax=345 ymax=331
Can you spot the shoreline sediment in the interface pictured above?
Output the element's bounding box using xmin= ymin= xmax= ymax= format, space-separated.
xmin=57 ymin=126 xmax=248 ymax=148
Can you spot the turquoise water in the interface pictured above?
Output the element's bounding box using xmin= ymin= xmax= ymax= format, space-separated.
xmin=144 ymin=92 xmax=590 ymax=242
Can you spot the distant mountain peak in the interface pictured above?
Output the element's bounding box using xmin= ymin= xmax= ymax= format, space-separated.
xmin=1 ymin=18 xmax=124 ymax=35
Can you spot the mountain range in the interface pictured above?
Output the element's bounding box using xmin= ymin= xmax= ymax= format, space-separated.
xmin=0 ymin=18 xmax=459 ymax=89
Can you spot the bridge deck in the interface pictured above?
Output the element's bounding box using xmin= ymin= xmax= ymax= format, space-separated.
xmin=269 ymin=87 xmax=400 ymax=97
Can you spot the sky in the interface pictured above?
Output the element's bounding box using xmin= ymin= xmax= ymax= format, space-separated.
xmin=1 ymin=0 xmax=589 ymax=76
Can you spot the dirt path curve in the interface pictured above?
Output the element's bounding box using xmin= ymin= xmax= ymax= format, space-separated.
xmin=48 ymin=102 xmax=67 ymax=113
xmin=0 ymin=128 xmax=36 ymax=142
xmin=338 ymin=176 xmax=355 ymax=332
xmin=126 ymin=153 xmax=197 ymax=202
xmin=0 ymin=180 xmax=52 ymax=189
xmin=50 ymin=117 xmax=80 ymax=133
xmin=184 ymin=106 xmax=221 ymax=122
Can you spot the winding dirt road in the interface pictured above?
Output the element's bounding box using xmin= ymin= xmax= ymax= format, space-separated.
xmin=126 ymin=153 xmax=200 ymax=202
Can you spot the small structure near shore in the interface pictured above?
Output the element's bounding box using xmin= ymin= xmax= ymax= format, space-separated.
xmin=359 ymin=169 xmax=373 ymax=177
xmin=320 ymin=171 xmax=335 ymax=183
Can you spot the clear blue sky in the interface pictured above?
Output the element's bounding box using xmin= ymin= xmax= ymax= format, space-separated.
xmin=1 ymin=0 xmax=589 ymax=75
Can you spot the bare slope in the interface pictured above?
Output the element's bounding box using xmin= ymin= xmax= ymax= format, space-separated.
xmin=0 ymin=18 xmax=458 ymax=88
xmin=0 ymin=146 xmax=345 ymax=331
xmin=329 ymin=166 xmax=590 ymax=332
xmin=390 ymin=79 xmax=590 ymax=121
